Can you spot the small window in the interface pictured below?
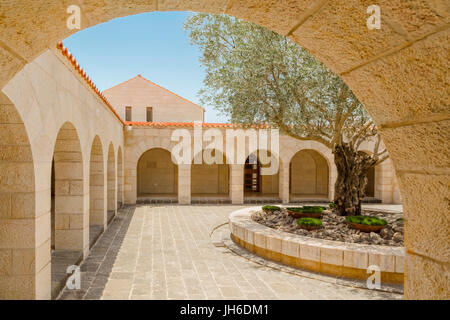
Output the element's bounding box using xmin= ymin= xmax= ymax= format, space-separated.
xmin=146 ymin=107 xmax=153 ymax=122
xmin=125 ymin=106 xmax=132 ymax=121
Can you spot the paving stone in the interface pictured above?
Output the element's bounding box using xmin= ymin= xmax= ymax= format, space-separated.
xmin=58 ymin=205 xmax=402 ymax=300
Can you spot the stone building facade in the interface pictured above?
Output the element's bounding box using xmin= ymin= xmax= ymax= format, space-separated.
xmin=104 ymin=75 xmax=401 ymax=206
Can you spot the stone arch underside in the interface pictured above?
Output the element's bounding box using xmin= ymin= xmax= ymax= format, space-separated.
xmin=0 ymin=1 xmax=448 ymax=299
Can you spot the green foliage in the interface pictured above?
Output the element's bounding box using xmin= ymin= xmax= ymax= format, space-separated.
xmin=262 ymin=205 xmax=281 ymax=212
xmin=296 ymin=218 xmax=323 ymax=227
xmin=303 ymin=206 xmax=326 ymax=211
xmin=287 ymin=206 xmax=324 ymax=213
xmin=329 ymin=202 xmax=336 ymax=208
xmin=345 ymin=216 xmax=387 ymax=226
xmin=183 ymin=13 xmax=369 ymax=146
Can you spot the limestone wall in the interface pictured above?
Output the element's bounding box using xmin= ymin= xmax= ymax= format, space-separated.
xmin=0 ymin=49 xmax=124 ymax=299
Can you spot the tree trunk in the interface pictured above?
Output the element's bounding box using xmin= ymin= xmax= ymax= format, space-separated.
xmin=332 ymin=143 xmax=376 ymax=216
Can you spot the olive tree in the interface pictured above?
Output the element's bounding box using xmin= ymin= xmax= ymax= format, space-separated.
xmin=184 ymin=13 xmax=389 ymax=216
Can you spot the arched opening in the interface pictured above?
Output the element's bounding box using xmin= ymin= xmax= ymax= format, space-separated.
xmin=366 ymin=165 xmax=376 ymax=198
xmin=289 ymin=149 xmax=329 ymax=202
xmin=191 ymin=149 xmax=229 ymax=203
xmin=117 ymin=146 xmax=123 ymax=208
xmin=358 ymin=151 xmax=378 ymax=202
xmin=244 ymin=151 xmax=279 ymax=203
xmin=51 ymin=122 xmax=85 ymax=299
xmin=107 ymin=143 xmax=116 ymax=224
xmin=137 ymin=148 xmax=178 ymax=202
xmin=0 ymin=99 xmax=40 ymax=299
xmin=89 ymin=136 xmax=105 ymax=248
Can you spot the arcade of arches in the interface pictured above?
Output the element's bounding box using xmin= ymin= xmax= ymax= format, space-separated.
xmin=0 ymin=1 xmax=448 ymax=300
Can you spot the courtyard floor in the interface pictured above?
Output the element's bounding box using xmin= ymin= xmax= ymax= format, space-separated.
xmin=58 ymin=204 xmax=403 ymax=300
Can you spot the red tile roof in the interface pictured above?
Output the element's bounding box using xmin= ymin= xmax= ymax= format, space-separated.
xmin=56 ymin=41 xmax=125 ymax=125
xmin=56 ymin=42 xmax=267 ymax=131
xmin=124 ymin=121 xmax=270 ymax=129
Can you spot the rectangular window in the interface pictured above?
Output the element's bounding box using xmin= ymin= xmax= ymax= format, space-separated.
xmin=146 ymin=107 xmax=153 ymax=122
xmin=125 ymin=106 xmax=132 ymax=121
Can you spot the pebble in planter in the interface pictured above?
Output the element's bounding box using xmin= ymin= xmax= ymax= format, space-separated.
xmin=346 ymin=215 xmax=388 ymax=233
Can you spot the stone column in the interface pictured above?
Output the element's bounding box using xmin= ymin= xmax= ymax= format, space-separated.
xmin=124 ymin=164 xmax=136 ymax=205
xmin=328 ymin=163 xmax=337 ymax=202
xmin=279 ymin=163 xmax=290 ymax=204
xmin=230 ymin=164 xmax=244 ymax=204
xmin=178 ymin=164 xmax=191 ymax=204
xmin=107 ymin=156 xmax=117 ymax=217
xmin=375 ymin=159 xmax=394 ymax=204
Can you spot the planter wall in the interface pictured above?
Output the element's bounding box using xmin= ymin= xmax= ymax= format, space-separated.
xmin=229 ymin=207 xmax=404 ymax=284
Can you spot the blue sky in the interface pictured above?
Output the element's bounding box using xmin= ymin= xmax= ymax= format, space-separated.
xmin=64 ymin=11 xmax=228 ymax=123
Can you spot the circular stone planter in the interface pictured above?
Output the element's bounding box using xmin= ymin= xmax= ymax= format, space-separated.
xmin=347 ymin=222 xmax=386 ymax=233
xmin=229 ymin=207 xmax=404 ymax=285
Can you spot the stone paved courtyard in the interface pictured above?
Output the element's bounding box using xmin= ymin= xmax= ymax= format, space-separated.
xmin=58 ymin=205 xmax=403 ymax=300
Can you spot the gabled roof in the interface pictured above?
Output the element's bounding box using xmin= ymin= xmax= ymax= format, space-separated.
xmin=104 ymin=74 xmax=205 ymax=112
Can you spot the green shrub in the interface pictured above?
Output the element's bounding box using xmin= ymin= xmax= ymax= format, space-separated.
xmin=303 ymin=205 xmax=326 ymax=210
xmin=345 ymin=216 xmax=387 ymax=226
xmin=286 ymin=206 xmax=324 ymax=213
xmin=296 ymin=217 xmax=323 ymax=227
xmin=329 ymin=202 xmax=336 ymax=208
xmin=286 ymin=207 xmax=303 ymax=212
xmin=262 ymin=205 xmax=281 ymax=212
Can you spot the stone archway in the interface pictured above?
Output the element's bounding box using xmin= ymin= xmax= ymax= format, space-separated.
xmin=0 ymin=1 xmax=448 ymax=299
xmin=244 ymin=150 xmax=280 ymax=202
xmin=358 ymin=151 xmax=376 ymax=199
xmin=52 ymin=122 xmax=85 ymax=251
xmin=137 ymin=148 xmax=178 ymax=202
xmin=107 ymin=143 xmax=116 ymax=224
xmin=0 ymin=95 xmax=39 ymax=299
xmin=89 ymin=136 xmax=105 ymax=247
xmin=51 ymin=122 xmax=85 ymax=299
xmin=289 ymin=149 xmax=329 ymax=202
xmin=191 ymin=149 xmax=229 ymax=203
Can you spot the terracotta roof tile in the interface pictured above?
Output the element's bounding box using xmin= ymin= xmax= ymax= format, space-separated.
xmin=124 ymin=121 xmax=270 ymax=129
